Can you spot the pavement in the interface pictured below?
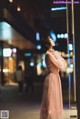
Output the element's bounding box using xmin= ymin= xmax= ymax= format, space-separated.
xmin=0 ymin=83 xmax=77 ymax=119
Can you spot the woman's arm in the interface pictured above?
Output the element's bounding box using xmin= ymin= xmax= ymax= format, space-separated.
xmin=46 ymin=52 xmax=61 ymax=69
xmin=54 ymin=51 xmax=67 ymax=70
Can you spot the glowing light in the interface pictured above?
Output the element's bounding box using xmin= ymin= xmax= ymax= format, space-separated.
xmin=51 ymin=7 xmax=67 ymax=11
xmin=1 ymin=22 xmax=11 ymax=28
xmin=30 ymin=62 xmax=34 ymax=67
xmin=42 ymin=54 xmax=46 ymax=67
xmin=60 ymin=34 xmax=64 ymax=38
xmin=37 ymin=45 xmax=41 ymax=50
xmin=37 ymin=63 xmax=42 ymax=75
xmin=57 ymin=33 xmax=68 ymax=39
xmin=2 ymin=30 xmax=12 ymax=39
xmin=12 ymin=48 xmax=17 ymax=53
xmin=0 ymin=22 xmax=12 ymax=40
xmin=9 ymin=0 xmax=13 ymax=3
xmin=64 ymin=33 xmax=68 ymax=38
xmin=50 ymin=31 xmax=56 ymax=42
xmin=57 ymin=34 xmax=61 ymax=38
xmin=70 ymin=52 xmax=73 ymax=57
xmin=70 ymin=64 xmax=74 ymax=68
xmin=3 ymin=69 xmax=10 ymax=73
xmin=25 ymin=53 xmax=32 ymax=56
xmin=3 ymin=48 xmax=12 ymax=57
xmin=67 ymin=67 xmax=73 ymax=73
xmin=36 ymin=32 xmax=40 ymax=41
xmin=61 ymin=52 xmax=66 ymax=57
xmin=17 ymin=6 xmax=21 ymax=11
xmin=68 ymin=44 xmax=73 ymax=51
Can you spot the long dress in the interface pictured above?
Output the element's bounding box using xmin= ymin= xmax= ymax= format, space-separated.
xmin=40 ymin=49 xmax=67 ymax=119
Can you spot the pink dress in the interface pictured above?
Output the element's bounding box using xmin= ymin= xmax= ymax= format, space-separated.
xmin=40 ymin=49 xmax=67 ymax=119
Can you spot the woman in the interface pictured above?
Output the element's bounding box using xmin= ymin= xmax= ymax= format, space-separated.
xmin=40 ymin=36 xmax=67 ymax=119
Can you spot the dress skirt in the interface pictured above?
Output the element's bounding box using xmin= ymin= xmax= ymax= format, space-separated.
xmin=40 ymin=72 xmax=64 ymax=119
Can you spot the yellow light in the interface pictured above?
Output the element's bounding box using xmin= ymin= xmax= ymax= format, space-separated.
xmin=70 ymin=52 xmax=73 ymax=57
xmin=61 ymin=52 xmax=65 ymax=57
xmin=9 ymin=0 xmax=13 ymax=3
xmin=17 ymin=6 xmax=21 ymax=11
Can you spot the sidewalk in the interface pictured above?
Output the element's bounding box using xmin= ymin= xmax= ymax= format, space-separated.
xmin=0 ymin=83 xmax=77 ymax=119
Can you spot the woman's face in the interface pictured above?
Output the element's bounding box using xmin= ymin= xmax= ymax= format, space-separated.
xmin=48 ymin=36 xmax=55 ymax=47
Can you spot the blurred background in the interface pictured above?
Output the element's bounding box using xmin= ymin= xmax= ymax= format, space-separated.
xmin=0 ymin=0 xmax=79 ymax=119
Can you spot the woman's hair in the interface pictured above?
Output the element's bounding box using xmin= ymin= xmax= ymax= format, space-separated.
xmin=41 ymin=35 xmax=52 ymax=51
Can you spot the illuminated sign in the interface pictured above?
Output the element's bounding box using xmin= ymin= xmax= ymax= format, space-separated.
xmin=3 ymin=48 xmax=12 ymax=57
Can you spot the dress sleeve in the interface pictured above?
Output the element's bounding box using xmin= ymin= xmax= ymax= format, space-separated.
xmin=46 ymin=52 xmax=61 ymax=69
xmin=54 ymin=51 xmax=67 ymax=71
xmin=46 ymin=51 xmax=67 ymax=70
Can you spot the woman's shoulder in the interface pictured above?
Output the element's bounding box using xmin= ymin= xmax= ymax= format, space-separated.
xmin=46 ymin=49 xmax=56 ymax=56
xmin=46 ymin=51 xmax=50 ymax=55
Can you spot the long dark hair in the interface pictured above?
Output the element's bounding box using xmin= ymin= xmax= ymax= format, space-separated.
xmin=41 ymin=34 xmax=52 ymax=52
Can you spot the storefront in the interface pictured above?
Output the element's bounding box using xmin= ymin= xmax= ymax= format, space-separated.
xmin=0 ymin=41 xmax=17 ymax=85
xmin=3 ymin=48 xmax=17 ymax=84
